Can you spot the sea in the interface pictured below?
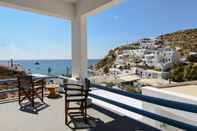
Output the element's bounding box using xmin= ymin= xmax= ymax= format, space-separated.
xmin=0 ymin=59 xmax=99 ymax=76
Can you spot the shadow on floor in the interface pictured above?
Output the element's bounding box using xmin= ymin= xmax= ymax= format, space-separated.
xmin=19 ymin=101 xmax=50 ymax=114
xmin=66 ymin=115 xmax=104 ymax=131
xmin=89 ymin=104 xmax=160 ymax=131
xmin=66 ymin=104 xmax=161 ymax=131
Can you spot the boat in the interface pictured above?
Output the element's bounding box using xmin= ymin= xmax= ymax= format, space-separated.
xmin=34 ymin=61 xmax=40 ymax=65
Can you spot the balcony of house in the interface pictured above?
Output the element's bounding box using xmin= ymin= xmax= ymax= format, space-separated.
xmin=0 ymin=77 xmax=197 ymax=131
xmin=0 ymin=77 xmax=158 ymax=131
xmin=0 ymin=0 xmax=197 ymax=131
xmin=0 ymin=89 xmax=158 ymax=131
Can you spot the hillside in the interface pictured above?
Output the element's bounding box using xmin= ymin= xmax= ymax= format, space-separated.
xmin=159 ymin=28 xmax=197 ymax=55
xmin=95 ymin=28 xmax=197 ymax=71
xmin=95 ymin=49 xmax=117 ymax=73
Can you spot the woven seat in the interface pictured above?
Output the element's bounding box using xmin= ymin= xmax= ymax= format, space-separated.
xmin=64 ymin=79 xmax=91 ymax=124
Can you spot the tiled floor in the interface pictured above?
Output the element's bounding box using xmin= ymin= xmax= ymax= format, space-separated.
xmin=0 ymin=96 xmax=160 ymax=131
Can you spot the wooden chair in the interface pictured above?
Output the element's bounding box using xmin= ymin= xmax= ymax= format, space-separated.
xmin=17 ymin=76 xmax=45 ymax=110
xmin=64 ymin=78 xmax=91 ymax=124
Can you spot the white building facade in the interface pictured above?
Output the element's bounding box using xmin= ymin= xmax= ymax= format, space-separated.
xmin=143 ymin=48 xmax=178 ymax=71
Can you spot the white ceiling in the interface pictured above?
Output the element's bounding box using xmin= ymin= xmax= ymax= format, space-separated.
xmin=0 ymin=0 xmax=120 ymax=19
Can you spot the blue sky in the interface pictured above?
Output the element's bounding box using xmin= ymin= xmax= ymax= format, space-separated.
xmin=0 ymin=0 xmax=197 ymax=60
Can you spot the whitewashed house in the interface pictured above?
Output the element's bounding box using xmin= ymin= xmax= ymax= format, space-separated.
xmin=138 ymin=38 xmax=159 ymax=49
xmin=131 ymin=49 xmax=149 ymax=59
xmin=143 ymin=48 xmax=178 ymax=71
xmin=143 ymin=53 xmax=155 ymax=67
xmin=140 ymin=42 xmax=158 ymax=49
xmin=135 ymin=67 xmax=168 ymax=79
xmin=115 ymin=53 xmax=130 ymax=65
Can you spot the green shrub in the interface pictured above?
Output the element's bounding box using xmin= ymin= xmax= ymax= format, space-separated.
xmin=103 ymin=66 xmax=109 ymax=74
xmin=170 ymin=63 xmax=197 ymax=82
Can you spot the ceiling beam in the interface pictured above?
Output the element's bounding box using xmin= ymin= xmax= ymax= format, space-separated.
xmin=76 ymin=0 xmax=121 ymax=17
xmin=0 ymin=0 xmax=75 ymax=20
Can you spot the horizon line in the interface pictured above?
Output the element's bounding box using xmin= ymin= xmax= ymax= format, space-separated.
xmin=0 ymin=58 xmax=101 ymax=61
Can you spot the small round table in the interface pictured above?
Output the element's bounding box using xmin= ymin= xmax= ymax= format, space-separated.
xmin=46 ymin=84 xmax=60 ymax=98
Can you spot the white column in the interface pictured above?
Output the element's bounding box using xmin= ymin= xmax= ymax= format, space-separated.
xmin=71 ymin=15 xmax=88 ymax=79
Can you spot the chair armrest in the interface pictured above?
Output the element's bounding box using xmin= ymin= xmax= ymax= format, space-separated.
xmin=64 ymin=87 xmax=84 ymax=91
xmin=64 ymin=83 xmax=91 ymax=92
xmin=33 ymin=78 xmax=43 ymax=83
xmin=64 ymin=84 xmax=83 ymax=87
xmin=64 ymin=84 xmax=86 ymax=92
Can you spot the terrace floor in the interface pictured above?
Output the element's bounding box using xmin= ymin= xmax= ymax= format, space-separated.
xmin=0 ymin=95 xmax=160 ymax=131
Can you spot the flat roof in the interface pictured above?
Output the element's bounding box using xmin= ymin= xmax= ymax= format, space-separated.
xmin=119 ymin=75 xmax=140 ymax=82
xmin=146 ymin=69 xmax=162 ymax=74
xmin=138 ymin=78 xmax=175 ymax=87
xmin=163 ymin=85 xmax=197 ymax=97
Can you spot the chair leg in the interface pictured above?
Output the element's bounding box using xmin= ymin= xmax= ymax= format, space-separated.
xmin=18 ymin=91 xmax=21 ymax=106
xmin=65 ymin=102 xmax=69 ymax=124
xmin=80 ymin=101 xmax=84 ymax=114
xmin=81 ymin=101 xmax=87 ymax=123
xmin=42 ymin=80 xmax=44 ymax=102
xmin=31 ymin=86 xmax=34 ymax=109
xmin=42 ymin=87 xmax=44 ymax=102
xmin=84 ymin=101 xmax=87 ymax=122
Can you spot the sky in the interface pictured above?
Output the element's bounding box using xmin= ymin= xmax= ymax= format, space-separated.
xmin=0 ymin=0 xmax=197 ymax=60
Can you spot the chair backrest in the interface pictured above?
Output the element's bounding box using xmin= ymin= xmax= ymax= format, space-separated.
xmin=84 ymin=78 xmax=91 ymax=98
xmin=17 ymin=76 xmax=33 ymax=90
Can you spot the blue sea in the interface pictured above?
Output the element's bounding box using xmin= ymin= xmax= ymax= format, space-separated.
xmin=0 ymin=60 xmax=99 ymax=76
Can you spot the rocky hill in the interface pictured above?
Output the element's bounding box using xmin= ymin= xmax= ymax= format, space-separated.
xmin=95 ymin=49 xmax=117 ymax=73
xmin=159 ymin=28 xmax=197 ymax=55
xmin=95 ymin=28 xmax=197 ymax=72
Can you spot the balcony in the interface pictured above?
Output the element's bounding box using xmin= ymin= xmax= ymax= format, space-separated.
xmin=0 ymin=77 xmax=197 ymax=131
xmin=0 ymin=93 xmax=159 ymax=131
xmin=0 ymin=1 xmax=197 ymax=131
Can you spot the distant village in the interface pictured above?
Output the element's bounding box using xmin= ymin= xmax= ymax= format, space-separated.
xmin=91 ymin=37 xmax=197 ymax=92
xmin=112 ymin=38 xmax=178 ymax=79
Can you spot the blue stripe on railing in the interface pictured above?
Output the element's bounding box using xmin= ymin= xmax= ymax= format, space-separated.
xmin=0 ymin=88 xmax=18 ymax=94
xmin=0 ymin=79 xmax=17 ymax=84
xmin=90 ymin=93 xmax=197 ymax=131
xmin=92 ymin=84 xmax=197 ymax=113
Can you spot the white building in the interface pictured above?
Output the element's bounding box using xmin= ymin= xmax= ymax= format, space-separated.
xmin=138 ymin=38 xmax=159 ymax=49
xmin=140 ymin=42 xmax=158 ymax=49
xmin=115 ymin=53 xmax=130 ymax=65
xmin=143 ymin=48 xmax=178 ymax=71
xmin=132 ymin=49 xmax=150 ymax=59
xmin=135 ymin=67 xmax=168 ymax=79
